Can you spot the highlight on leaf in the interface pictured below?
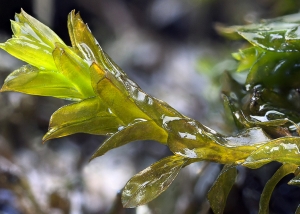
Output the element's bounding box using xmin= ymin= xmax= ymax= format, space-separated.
xmin=208 ymin=165 xmax=237 ymax=214
xmin=121 ymin=155 xmax=187 ymax=208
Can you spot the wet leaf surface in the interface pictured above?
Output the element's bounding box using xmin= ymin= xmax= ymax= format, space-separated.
xmin=208 ymin=165 xmax=237 ymax=214
xmin=243 ymin=137 xmax=300 ymax=168
xmin=121 ymin=155 xmax=187 ymax=208
xmin=258 ymin=163 xmax=298 ymax=214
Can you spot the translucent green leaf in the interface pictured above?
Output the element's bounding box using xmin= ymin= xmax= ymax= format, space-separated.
xmin=243 ymin=137 xmax=300 ymax=168
xmin=218 ymin=21 xmax=300 ymax=52
xmin=0 ymin=64 xmax=83 ymax=100
xmin=90 ymin=120 xmax=168 ymax=159
xmin=122 ymin=155 xmax=187 ymax=208
xmin=43 ymin=97 xmax=124 ymax=141
xmin=245 ymin=50 xmax=300 ymax=88
xmin=0 ymin=38 xmax=56 ymax=70
xmin=166 ymin=118 xmax=262 ymax=164
xmin=67 ymin=10 xmax=120 ymax=75
xmin=90 ymin=63 xmax=152 ymax=124
xmin=208 ymin=165 xmax=237 ymax=214
xmin=52 ymin=43 xmax=95 ymax=98
xmin=122 ymin=79 xmax=183 ymax=123
xmin=259 ymin=163 xmax=298 ymax=214
xmin=15 ymin=9 xmax=65 ymax=48
xmin=232 ymin=47 xmax=263 ymax=72
xmin=0 ymin=9 xmax=66 ymax=70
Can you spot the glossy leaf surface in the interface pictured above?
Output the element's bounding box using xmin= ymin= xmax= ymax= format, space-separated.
xmin=90 ymin=120 xmax=168 ymax=159
xmin=122 ymin=155 xmax=187 ymax=208
xmin=1 ymin=65 xmax=84 ymax=100
xmin=243 ymin=137 xmax=300 ymax=168
xmin=208 ymin=165 xmax=237 ymax=214
xmin=43 ymin=97 xmax=124 ymax=141
xmin=167 ymin=118 xmax=268 ymax=164
xmin=258 ymin=164 xmax=298 ymax=214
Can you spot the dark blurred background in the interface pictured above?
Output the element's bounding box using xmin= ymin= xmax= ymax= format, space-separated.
xmin=0 ymin=0 xmax=300 ymax=213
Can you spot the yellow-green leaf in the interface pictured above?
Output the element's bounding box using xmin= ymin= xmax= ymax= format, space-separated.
xmin=0 ymin=38 xmax=56 ymax=70
xmin=90 ymin=120 xmax=168 ymax=159
xmin=0 ymin=9 xmax=67 ymax=70
xmin=15 ymin=9 xmax=65 ymax=48
xmin=52 ymin=43 xmax=95 ymax=98
xmin=122 ymin=155 xmax=187 ymax=208
xmin=90 ymin=63 xmax=151 ymax=124
xmin=208 ymin=165 xmax=237 ymax=214
xmin=0 ymin=64 xmax=83 ymax=100
xmin=243 ymin=137 xmax=300 ymax=168
xmin=43 ymin=97 xmax=124 ymax=141
xmin=167 ymin=118 xmax=260 ymax=164
xmin=259 ymin=163 xmax=298 ymax=214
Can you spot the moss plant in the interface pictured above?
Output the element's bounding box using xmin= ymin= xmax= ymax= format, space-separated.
xmin=1 ymin=9 xmax=300 ymax=213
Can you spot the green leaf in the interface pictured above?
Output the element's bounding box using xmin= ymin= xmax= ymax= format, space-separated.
xmin=67 ymin=10 xmax=121 ymax=76
xmin=208 ymin=165 xmax=237 ymax=214
xmin=222 ymin=94 xmax=293 ymax=137
xmin=232 ymin=47 xmax=263 ymax=72
xmin=15 ymin=9 xmax=65 ymax=48
xmin=0 ymin=9 xmax=66 ymax=70
xmin=245 ymin=50 xmax=300 ymax=88
xmin=0 ymin=64 xmax=84 ymax=100
xmin=52 ymin=43 xmax=95 ymax=98
xmin=90 ymin=120 xmax=168 ymax=159
xmin=122 ymin=155 xmax=187 ymax=208
xmin=243 ymin=137 xmax=300 ymax=168
xmin=0 ymin=38 xmax=57 ymax=71
xmin=43 ymin=97 xmax=125 ymax=141
xmin=258 ymin=163 xmax=298 ymax=214
xmin=90 ymin=63 xmax=152 ymax=124
xmin=166 ymin=118 xmax=262 ymax=164
xmin=218 ymin=18 xmax=300 ymax=52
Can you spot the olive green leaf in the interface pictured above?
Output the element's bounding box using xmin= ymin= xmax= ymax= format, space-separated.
xmin=216 ymin=16 xmax=300 ymax=52
xmin=166 ymin=118 xmax=264 ymax=164
xmin=208 ymin=165 xmax=237 ymax=214
xmin=89 ymin=62 xmax=152 ymax=124
xmin=259 ymin=163 xmax=298 ymax=214
xmin=90 ymin=120 xmax=168 ymax=159
xmin=122 ymin=155 xmax=187 ymax=208
xmin=243 ymin=137 xmax=300 ymax=168
xmin=43 ymin=97 xmax=125 ymax=141
xmin=67 ymin=10 xmax=124 ymax=79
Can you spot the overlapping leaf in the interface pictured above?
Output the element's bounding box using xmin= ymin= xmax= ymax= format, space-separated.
xmin=208 ymin=165 xmax=237 ymax=214
xmin=243 ymin=137 xmax=300 ymax=168
xmin=122 ymin=155 xmax=187 ymax=208
xmin=258 ymin=164 xmax=298 ymax=214
xmin=166 ymin=118 xmax=270 ymax=164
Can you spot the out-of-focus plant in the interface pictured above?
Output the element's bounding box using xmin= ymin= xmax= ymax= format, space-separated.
xmin=1 ymin=9 xmax=300 ymax=213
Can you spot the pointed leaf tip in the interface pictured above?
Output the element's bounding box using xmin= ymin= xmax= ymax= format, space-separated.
xmin=121 ymin=155 xmax=187 ymax=208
